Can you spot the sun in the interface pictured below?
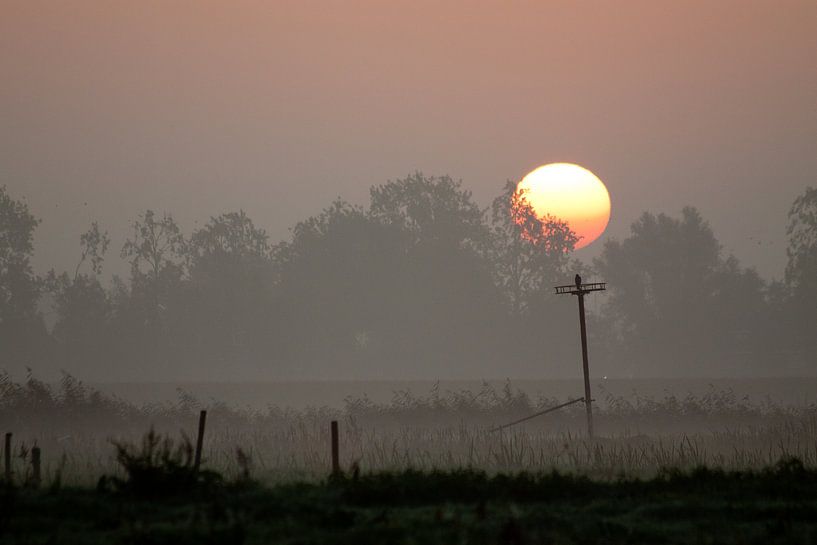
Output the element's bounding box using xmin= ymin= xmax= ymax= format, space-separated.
xmin=516 ymin=163 xmax=611 ymax=249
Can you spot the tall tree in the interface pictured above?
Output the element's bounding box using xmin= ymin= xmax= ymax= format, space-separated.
xmin=785 ymin=186 xmax=817 ymax=293
xmin=273 ymin=181 xmax=506 ymax=378
xmin=115 ymin=211 xmax=187 ymax=376
xmin=0 ymin=186 xmax=48 ymax=371
xmin=369 ymin=172 xmax=488 ymax=249
xmin=784 ymin=186 xmax=817 ymax=362
xmin=489 ymin=180 xmax=578 ymax=314
xmin=272 ymin=200 xmax=411 ymax=375
xmin=189 ymin=211 xmax=270 ymax=267
xmin=121 ymin=210 xmax=186 ymax=283
xmin=484 ymin=181 xmax=583 ymax=377
xmin=0 ymin=186 xmax=40 ymax=324
xmin=369 ymin=174 xmax=505 ymax=375
xmin=46 ymin=223 xmax=112 ymax=378
xmin=120 ymin=210 xmax=186 ymax=324
xmin=594 ymin=207 xmax=769 ymax=376
xmin=185 ymin=211 xmax=274 ymax=373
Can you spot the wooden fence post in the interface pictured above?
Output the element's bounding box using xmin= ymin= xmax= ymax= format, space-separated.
xmin=3 ymin=433 xmax=11 ymax=483
xmin=330 ymin=420 xmax=340 ymax=475
xmin=194 ymin=410 xmax=207 ymax=472
xmin=31 ymin=446 xmax=41 ymax=488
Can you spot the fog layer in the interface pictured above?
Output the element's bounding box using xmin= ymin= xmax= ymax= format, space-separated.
xmin=1 ymin=179 xmax=815 ymax=381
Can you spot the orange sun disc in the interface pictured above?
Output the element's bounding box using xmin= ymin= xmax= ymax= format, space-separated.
xmin=516 ymin=163 xmax=611 ymax=249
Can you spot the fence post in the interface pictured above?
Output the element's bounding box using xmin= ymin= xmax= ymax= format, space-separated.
xmin=194 ymin=410 xmax=207 ymax=472
xmin=31 ymin=446 xmax=41 ymax=488
xmin=330 ymin=420 xmax=340 ymax=475
xmin=3 ymin=433 xmax=11 ymax=483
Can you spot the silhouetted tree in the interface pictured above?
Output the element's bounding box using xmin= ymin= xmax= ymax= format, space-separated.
xmin=5 ymin=175 xmax=806 ymax=381
xmin=370 ymin=172 xmax=488 ymax=250
xmin=489 ymin=180 xmax=578 ymax=314
xmin=46 ymin=223 xmax=113 ymax=377
xmin=484 ymin=181 xmax=584 ymax=376
xmin=783 ymin=186 xmax=817 ymax=364
xmin=114 ymin=211 xmax=187 ymax=376
xmin=77 ymin=221 xmax=110 ymax=278
xmin=0 ymin=186 xmax=49 ymax=372
xmin=368 ymin=175 xmax=506 ymax=375
xmin=0 ymin=186 xmax=41 ymax=323
xmin=594 ymin=207 xmax=769 ymax=376
xmin=120 ymin=210 xmax=186 ymax=322
xmin=273 ymin=180 xmax=505 ymax=377
xmin=189 ymin=211 xmax=270 ymax=265
xmin=185 ymin=211 xmax=274 ymax=374
xmin=272 ymin=200 xmax=406 ymax=375
xmin=122 ymin=211 xmax=186 ymax=285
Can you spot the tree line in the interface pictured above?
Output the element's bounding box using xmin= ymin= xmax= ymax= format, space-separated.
xmin=1 ymin=175 xmax=814 ymax=380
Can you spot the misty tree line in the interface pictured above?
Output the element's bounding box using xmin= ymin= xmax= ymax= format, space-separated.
xmin=1 ymin=176 xmax=815 ymax=380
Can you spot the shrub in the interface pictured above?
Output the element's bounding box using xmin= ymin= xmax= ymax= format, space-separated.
xmin=105 ymin=429 xmax=221 ymax=498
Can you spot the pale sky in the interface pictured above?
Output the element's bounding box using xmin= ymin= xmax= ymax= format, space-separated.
xmin=2 ymin=0 xmax=816 ymax=280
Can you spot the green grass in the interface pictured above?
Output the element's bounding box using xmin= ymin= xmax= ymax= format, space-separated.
xmin=2 ymin=459 xmax=817 ymax=544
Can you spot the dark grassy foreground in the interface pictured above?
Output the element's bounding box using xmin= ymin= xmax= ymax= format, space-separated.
xmin=2 ymin=458 xmax=817 ymax=545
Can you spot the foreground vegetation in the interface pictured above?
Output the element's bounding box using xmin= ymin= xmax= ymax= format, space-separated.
xmin=2 ymin=457 xmax=817 ymax=544
xmin=2 ymin=373 xmax=817 ymax=486
xmin=3 ymin=376 xmax=817 ymax=542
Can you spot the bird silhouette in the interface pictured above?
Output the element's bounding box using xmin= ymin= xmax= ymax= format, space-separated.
xmin=575 ymin=274 xmax=582 ymax=287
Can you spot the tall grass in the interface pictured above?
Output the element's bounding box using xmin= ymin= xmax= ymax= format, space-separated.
xmin=1 ymin=371 xmax=815 ymax=485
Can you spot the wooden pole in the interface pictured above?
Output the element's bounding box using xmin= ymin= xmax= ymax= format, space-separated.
xmin=556 ymin=277 xmax=605 ymax=438
xmin=330 ymin=420 xmax=340 ymax=474
xmin=31 ymin=446 xmax=41 ymax=488
xmin=194 ymin=410 xmax=207 ymax=472
xmin=577 ymin=292 xmax=594 ymax=438
xmin=4 ymin=433 xmax=11 ymax=483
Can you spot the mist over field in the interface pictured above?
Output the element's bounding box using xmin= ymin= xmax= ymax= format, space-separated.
xmin=3 ymin=0 xmax=816 ymax=387
xmin=1 ymin=0 xmax=816 ymax=470
xmin=1 ymin=176 xmax=815 ymax=384
xmin=2 ymin=4 xmax=817 ymax=542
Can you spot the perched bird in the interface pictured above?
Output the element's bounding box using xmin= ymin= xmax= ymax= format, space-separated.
xmin=575 ymin=274 xmax=582 ymax=287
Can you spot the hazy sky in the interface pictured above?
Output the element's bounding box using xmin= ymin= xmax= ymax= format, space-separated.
xmin=2 ymin=0 xmax=815 ymax=280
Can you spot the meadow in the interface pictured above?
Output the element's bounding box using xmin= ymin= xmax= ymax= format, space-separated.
xmin=4 ymin=461 xmax=817 ymax=544
xmin=2 ymin=372 xmax=816 ymax=486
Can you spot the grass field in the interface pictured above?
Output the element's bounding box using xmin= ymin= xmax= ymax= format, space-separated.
xmin=2 ymin=460 xmax=817 ymax=544
xmin=3 ymin=373 xmax=817 ymax=542
xmin=2 ymin=373 xmax=817 ymax=485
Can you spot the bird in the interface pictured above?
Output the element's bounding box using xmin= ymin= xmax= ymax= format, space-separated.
xmin=575 ymin=274 xmax=582 ymax=287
